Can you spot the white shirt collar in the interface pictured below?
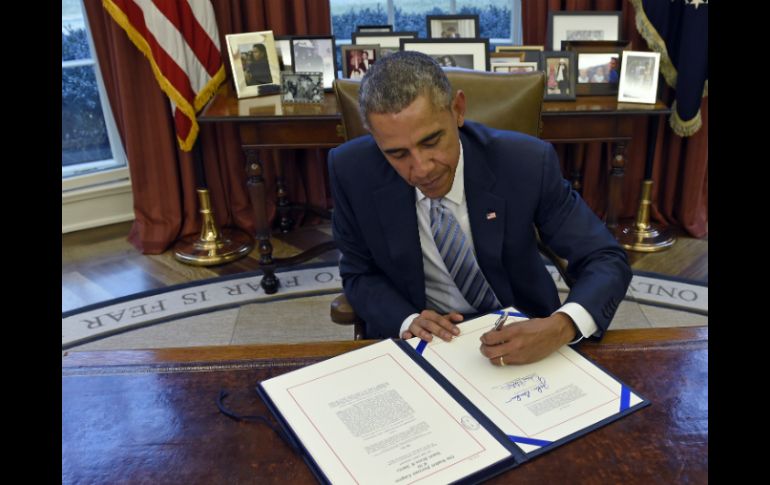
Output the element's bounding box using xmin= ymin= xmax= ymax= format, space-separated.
xmin=416 ymin=141 xmax=465 ymax=206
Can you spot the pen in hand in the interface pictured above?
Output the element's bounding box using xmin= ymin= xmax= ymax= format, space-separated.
xmin=493 ymin=311 xmax=510 ymax=331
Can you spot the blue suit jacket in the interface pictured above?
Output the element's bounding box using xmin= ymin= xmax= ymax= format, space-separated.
xmin=328 ymin=121 xmax=631 ymax=339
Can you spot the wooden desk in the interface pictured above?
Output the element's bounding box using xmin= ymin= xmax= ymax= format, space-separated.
xmin=63 ymin=327 xmax=707 ymax=484
xmin=199 ymin=84 xmax=670 ymax=293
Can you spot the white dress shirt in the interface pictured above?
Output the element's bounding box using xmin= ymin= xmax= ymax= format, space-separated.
xmin=399 ymin=142 xmax=598 ymax=344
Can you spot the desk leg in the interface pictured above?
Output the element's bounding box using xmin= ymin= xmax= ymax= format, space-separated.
xmin=272 ymin=149 xmax=294 ymax=234
xmin=245 ymin=149 xmax=279 ymax=294
xmin=568 ymin=144 xmax=585 ymax=194
xmin=606 ymin=142 xmax=627 ymax=233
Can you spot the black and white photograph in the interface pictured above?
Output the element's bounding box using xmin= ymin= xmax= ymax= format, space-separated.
xmin=341 ymin=45 xmax=379 ymax=79
xmin=274 ymin=35 xmax=293 ymax=72
xmin=427 ymin=15 xmax=480 ymax=39
xmin=618 ymin=50 xmax=660 ymax=104
xmin=351 ymin=31 xmax=418 ymax=57
xmin=547 ymin=11 xmax=621 ymax=50
xmin=291 ymin=36 xmax=337 ymax=90
xmin=400 ymin=38 xmax=489 ymax=72
xmin=433 ymin=54 xmax=474 ymax=69
xmin=225 ymin=31 xmax=281 ymax=99
xmin=281 ymin=72 xmax=324 ymax=104
xmin=543 ymin=51 xmax=576 ymax=100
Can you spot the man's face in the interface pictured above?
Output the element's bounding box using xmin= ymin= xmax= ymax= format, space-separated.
xmin=367 ymin=91 xmax=466 ymax=199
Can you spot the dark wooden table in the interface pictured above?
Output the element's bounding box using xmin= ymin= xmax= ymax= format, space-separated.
xmin=62 ymin=326 xmax=707 ymax=484
xmin=199 ymin=84 xmax=670 ymax=293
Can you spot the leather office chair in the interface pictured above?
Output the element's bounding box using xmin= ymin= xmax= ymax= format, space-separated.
xmin=330 ymin=68 xmax=573 ymax=339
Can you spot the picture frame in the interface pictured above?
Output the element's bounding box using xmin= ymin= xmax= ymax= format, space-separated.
xmin=495 ymin=45 xmax=544 ymax=63
xmin=280 ymin=71 xmax=325 ymax=104
xmin=274 ymin=35 xmax=293 ymax=72
xmin=542 ymin=51 xmax=576 ymax=101
xmin=290 ymin=36 xmax=337 ymax=91
xmin=225 ymin=31 xmax=282 ymax=99
xmin=351 ymin=31 xmax=418 ymax=57
xmin=341 ymin=44 xmax=380 ymax=80
xmin=562 ymin=40 xmax=629 ymax=96
xmin=492 ymin=62 xmax=539 ymax=74
xmin=617 ymin=51 xmax=661 ymax=104
xmin=547 ymin=11 xmax=622 ymax=51
xmin=400 ymin=38 xmax=490 ymax=71
xmin=356 ymin=24 xmax=393 ymax=33
xmin=490 ymin=52 xmax=532 ymax=69
xmin=426 ymin=15 xmax=480 ymax=39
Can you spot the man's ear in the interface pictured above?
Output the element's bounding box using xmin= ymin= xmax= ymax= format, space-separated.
xmin=452 ymin=90 xmax=467 ymax=127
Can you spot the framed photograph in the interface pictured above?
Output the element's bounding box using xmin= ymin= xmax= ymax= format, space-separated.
xmin=356 ymin=24 xmax=393 ymax=33
xmin=225 ymin=31 xmax=282 ymax=99
xmin=492 ymin=62 xmax=539 ymax=74
xmin=400 ymin=38 xmax=490 ymax=71
xmin=341 ymin=44 xmax=380 ymax=80
xmin=290 ymin=36 xmax=337 ymax=91
xmin=426 ymin=15 xmax=480 ymax=39
xmin=274 ymin=35 xmax=293 ymax=72
xmin=495 ymin=45 xmax=544 ymax=63
xmin=281 ymin=72 xmax=324 ymax=104
xmin=617 ymin=51 xmax=661 ymax=104
xmin=562 ymin=40 xmax=628 ymax=95
xmin=490 ymin=52 xmax=536 ymax=70
xmin=547 ymin=11 xmax=622 ymax=50
xmin=542 ymin=51 xmax=576 ymax=100
xmin=352 ymin=31 xmax=418 ymax=57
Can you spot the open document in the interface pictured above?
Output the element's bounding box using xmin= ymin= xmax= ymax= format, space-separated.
xmin=404 ymin=308 xmax=646 ymax=455
xmin=258 ymin=307 xmax=648 ymax=484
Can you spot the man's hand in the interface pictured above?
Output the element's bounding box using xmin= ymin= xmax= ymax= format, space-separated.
xmin=401 ymin=310 xmax=464 ymax=342
xmin=479 ymin=312 xmax=577 ymax=365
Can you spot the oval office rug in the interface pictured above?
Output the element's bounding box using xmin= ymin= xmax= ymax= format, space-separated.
xmin=62 ymin=263 xmax=708 ymax=351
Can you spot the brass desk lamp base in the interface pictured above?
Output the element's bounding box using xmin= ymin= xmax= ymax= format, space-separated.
xmin=616 ymin=180 xmax=676 ymax=253
xmin=173 ymin=189 xmax=253 ymax=266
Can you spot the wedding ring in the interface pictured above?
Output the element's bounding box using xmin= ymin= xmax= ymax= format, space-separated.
xmin=499 ymin=356 xmax=505 ymax=366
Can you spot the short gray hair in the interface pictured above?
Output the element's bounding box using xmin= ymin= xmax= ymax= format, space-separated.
xmin=359 ymin=51 xmax=452 ymax=127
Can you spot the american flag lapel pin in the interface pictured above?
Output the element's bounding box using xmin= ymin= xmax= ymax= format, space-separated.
xmin=486 ymin=210 xmax=497 ymax=220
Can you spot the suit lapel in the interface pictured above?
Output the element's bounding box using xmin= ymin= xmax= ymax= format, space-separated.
xmin=373 ymin=179 xmax=426 ymax=309
xmin=461 ymin=129 xmax=515 ymax=305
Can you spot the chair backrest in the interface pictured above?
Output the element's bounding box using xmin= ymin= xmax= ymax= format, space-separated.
xmin=334 ymin=67 xmax=545 ymax=141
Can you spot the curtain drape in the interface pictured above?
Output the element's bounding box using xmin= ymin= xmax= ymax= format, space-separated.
xmin=83 ymin=0 xmax=333 ymax=254
xmin=523 ymin=0 xmax=707 ymax=237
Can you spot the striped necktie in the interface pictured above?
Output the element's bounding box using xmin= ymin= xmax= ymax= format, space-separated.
xmin=430 ymin=198 xmax=501 ymax=313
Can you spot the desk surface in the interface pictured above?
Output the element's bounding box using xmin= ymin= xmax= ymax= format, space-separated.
xmin=63 ymin=327 xmax=707 ymax=484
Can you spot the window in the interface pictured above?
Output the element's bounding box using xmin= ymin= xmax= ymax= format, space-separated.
xmin=62 ymin=0 xmax=134 ymax=233
xmin=330 ymin=0 xmax=522 ymax=69
xmin=62 ymin=0 xmax=128 ymax=189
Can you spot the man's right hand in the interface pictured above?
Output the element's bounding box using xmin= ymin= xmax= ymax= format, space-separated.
xmin=401 ymin=310 xmax=463 ymax=342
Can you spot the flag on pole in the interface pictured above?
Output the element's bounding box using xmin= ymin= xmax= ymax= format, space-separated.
xmin=630 ymin=0 xmax=708 ymax=137
xmin=102 ymin=0 xmax=226 ymax=151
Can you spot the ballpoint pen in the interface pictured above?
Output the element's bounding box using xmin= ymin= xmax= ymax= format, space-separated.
xmin=493 ymin=311 xmax=509 ymax=331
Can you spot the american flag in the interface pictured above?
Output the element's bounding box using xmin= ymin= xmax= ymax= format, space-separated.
xmin=103 ymin=0 xmax=225 ymax=150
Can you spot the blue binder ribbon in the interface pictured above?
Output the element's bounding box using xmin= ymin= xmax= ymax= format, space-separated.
xmin=415 ymin=339 xmax=428 ymax=355
xmin=620 ymin=385 xmax=631 ymax=411
xmin=508 ymin=435 xmax=552 ymax=447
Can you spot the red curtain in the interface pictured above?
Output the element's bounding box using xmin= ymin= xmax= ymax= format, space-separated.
xmin=83 ymin=0 xmax=333 ymax=254
xmin=523 ymin=0 xmax=708 ymax=237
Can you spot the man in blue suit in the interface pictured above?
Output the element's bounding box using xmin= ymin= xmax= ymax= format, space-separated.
xmin=328 ymin=52 xmax=631 ymax=365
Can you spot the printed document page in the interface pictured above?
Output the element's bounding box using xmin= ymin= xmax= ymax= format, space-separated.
xmin=261 ymin=339 xmax=511 ymax=485
xmin=406 ymin=308 xmax=644 ymax=453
